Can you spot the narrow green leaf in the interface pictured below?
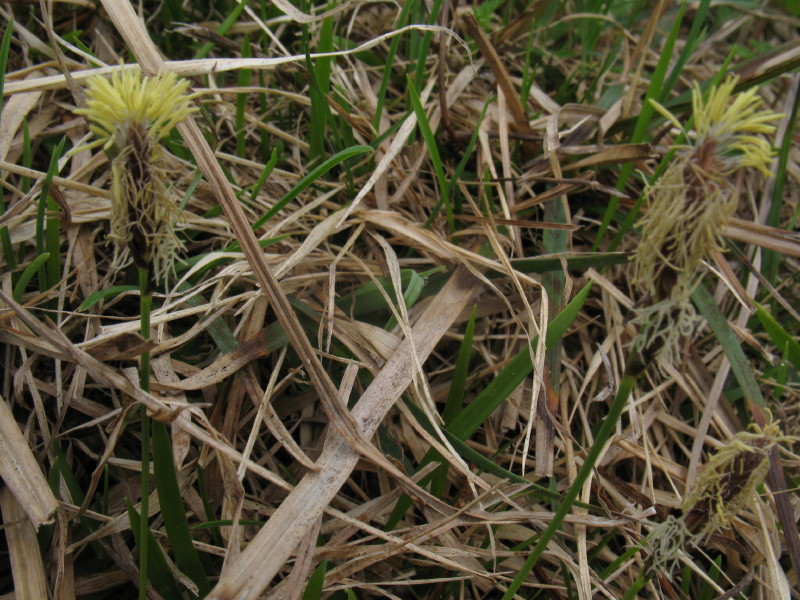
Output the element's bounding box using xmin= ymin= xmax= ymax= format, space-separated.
xmin=754 ymin=302 xmax=800 ymax=371
xmin=425 ymin=96 xmax=492 ymax=228
xmin=447 ymin=280 xmax=592 ymax=441
xmin=661 ymin=0 xmax=711 ymax=99
xmin=152 ymin=421 xmax=211 ymax=596
xmin=308 ymin=15 xmax=334 ymax=162
xmin=35 ymin=137 xmax=67 ymax=291
xmin=692 ymin=283 xmax=766 ymax=412
xmin=406 ymin=76 xmax=453 ymax=233
xmin=250 ymin=148 xmax=279 ymax=203
xmin=384 ymin=269 xmax=425 ymax=330
xmin=248 ymin=145 xmax=373 ymax=233
xmin=13 ymin=253 xmax=49 ymax=302
xmin=336 ymin=269 xmax=428 ymax=318
xmin=194 ymin=0 xmax=248 ymax=59
xmin=430 ymin=306 xmax=477 ymax=495
xmin=762 ymin=72 xmax=800 ymax=283
xmin=126 ymin=500 xmax=183 ymax=599
xmin=501 ymin=372 xmax=637 ymax=599
xmin=443 ymin=306 xmax=476 ymax=425
xmin=302 ymin=560 xmax=328 ymax=600
xmin=373 ymin=0 xmax=414 ymax=130
xmin=78 ymin=285 xmax=139 ymax=311
xmin=45 ymin=194 xmax=62 ymax=291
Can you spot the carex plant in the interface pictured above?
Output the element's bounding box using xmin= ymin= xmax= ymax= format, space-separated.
xmin=75 ymin=67 xmax=197 ymax=287
xmin=630 ymin=76 xmax=782 ymax=367
xmin=645 ymin=420 xmax=793 ymax=575
xmin=626 ymin=76 xmax=790 ymax=580
xmin=74 ymin=67 xmax=207 ymax=598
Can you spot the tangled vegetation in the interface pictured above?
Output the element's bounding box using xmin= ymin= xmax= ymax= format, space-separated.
xmin=0 ymin=1 xmax=798 ymax=599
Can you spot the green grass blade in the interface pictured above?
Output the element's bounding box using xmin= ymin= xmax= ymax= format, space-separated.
xmin=13 ymin=253 xmax=49 ymax=302
xmin=194 ymin=0 xmax=248 ymax=59
xmin=35 ymin=137 xmax=67 ymax=291
xmin=152 ymin=421 xmax=211 ymax=596
xmin=335 ymin=269 xmax=429 ymax=318
xmin=78 ymin=285 xmax=139 ymax=311
xmin=249 ymin=144 xmax=373 ymax=233
xmin=761 ymin=77 xmax=800 ymax=284
xmin=593 ymin=1 xmax=687 ymax=249
xmin=308 ymin=16 xmax=334 ymax=162
xmin=430 ymin=306 xmax=477 ymax=495
xmin=384 ymin=269 xmax=425 ymax=330
xmin=250 ymin=148 xmax=279 ymax=204
xmin=447 ymin=280 xmax=593 ymax=441
xmin=754 ymin=302 xmax=800 ymax=371
xmin=541 ymin=181 xmax=569 ymax=471
xmin=372 ymin=0 xmax=416 ymax=130
xmin=406 ymin=76 xmax=453 ymax=232
xmin=302 ymin=560 xmax=328 ymax=600
xmin=126 ymin=500 xmax=183 ymax=599
xmin=500 ymin=369 xmax=638 ymax=599
xmin=424 ymin=96 xmax=491 ymax=228
xmin=661 ymin=0 xmax=711 ymax=98
xmin=443 ymin=306 xmax=476 ymax=425
xmin=692 ymin=283 xmax=766 ymax=414
xmin=410 ymin=0 xmax=443 ymax=90
xmin=45 ymin=197 xmax=61 ymax=292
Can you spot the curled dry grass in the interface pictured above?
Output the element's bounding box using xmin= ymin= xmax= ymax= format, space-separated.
xmin=1 ymin=1 xmax=799 ymax=599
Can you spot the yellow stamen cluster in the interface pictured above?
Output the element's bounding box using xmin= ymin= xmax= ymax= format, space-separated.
xmin=74 ymin=68 xmax=197 ymax=284
xmin=631 ymin=77 xmax=781 ymax=363
xmin=76 ymin=68 xmax=197 ymax=152
xmin=692 ymin=78 xmax=781 ymax=177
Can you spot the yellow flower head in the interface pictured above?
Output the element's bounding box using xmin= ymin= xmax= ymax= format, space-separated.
xmin=75 ymin=67 xmax=197 ymax=153
xmin=691 ymin=77 xmax=781 ymax=177
xmin=631 ymin=78 xmax=781 ymax=364
xmin=74 ymin=68 xmax=197 ymax=285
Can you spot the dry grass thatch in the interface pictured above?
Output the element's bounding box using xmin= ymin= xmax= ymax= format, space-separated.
xmin=1 ymin=0 xmax=799 ymax=599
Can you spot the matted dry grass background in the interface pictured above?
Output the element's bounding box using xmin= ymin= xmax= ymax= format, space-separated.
xmin=1 ymin=1 xmax=799 ymax=599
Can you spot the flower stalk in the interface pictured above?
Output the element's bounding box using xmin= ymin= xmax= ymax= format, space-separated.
xmin=74 ymin=67 xmax=196 ymax=599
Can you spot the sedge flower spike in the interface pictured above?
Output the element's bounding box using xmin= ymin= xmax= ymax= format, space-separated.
xmin=631 ymin=77 xmax=781 ymax=363
xmin=74 ymin=68 xmax=197 ymax=284
xmin=645 ymin=420 xmax=793 ymax=576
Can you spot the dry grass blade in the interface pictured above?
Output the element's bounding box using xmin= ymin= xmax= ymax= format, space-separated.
xmin=207 ymin=265 xmax=481 ymax=599
xmin=0 ymin=487 xmax=50 ymax=599
xmin=0 ymin=393 xmax=58 ymax=528
xmin=462 ymin=13 xmax=531 ymax=135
